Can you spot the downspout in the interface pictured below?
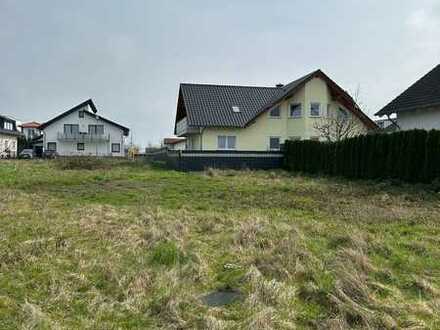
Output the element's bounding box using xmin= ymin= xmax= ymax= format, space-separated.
xmin=96 ymin=114 xmax=99 ymax=156
xmin=199 ymin=127 xmax=205 ymax=151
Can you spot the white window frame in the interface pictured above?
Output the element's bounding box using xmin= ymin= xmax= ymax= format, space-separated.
xmin=289 ymin=103 xmax=302 ymax=118
xmin=269 ymin=136 xmax=281 ymax=150
xmin=4 ymin=122 xmax=13 ymax=130
xmin=269 ymin=106 xmax=281 ymax=118
xmin=310 ymin=102 xmax=321 ymax=117
xmin=217 ymin=136 xmax=237 ymax=150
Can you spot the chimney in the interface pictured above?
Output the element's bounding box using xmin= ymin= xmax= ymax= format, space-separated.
xmin=276 ymin=83 xmax=284 ymax=88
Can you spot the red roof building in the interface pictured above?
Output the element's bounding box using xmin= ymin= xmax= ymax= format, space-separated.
xmin=20 ymin=121 xmax=41 ymax=129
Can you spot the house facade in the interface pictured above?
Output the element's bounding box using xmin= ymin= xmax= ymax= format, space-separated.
xmin=0 ymin=115 xmax=22 ymax=158
xmin=40 ymin=99 xmax=129 ymax=157
xmin=174 ymin=70 xmax=376 ymax=151
xmin=376 ymin=64 xmax=440 ymax=130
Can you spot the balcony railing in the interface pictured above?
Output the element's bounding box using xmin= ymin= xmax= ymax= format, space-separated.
xmin=176 ymin=117 xmax=199 ymax=136
xmin=57 ymin=132 xmax=110 ymax=142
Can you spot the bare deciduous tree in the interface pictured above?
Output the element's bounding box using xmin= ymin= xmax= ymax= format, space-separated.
xmin=313 ymin=84 xmax=364 ymax=142
xmin=313 ymin=115 xmax=362 ymax=142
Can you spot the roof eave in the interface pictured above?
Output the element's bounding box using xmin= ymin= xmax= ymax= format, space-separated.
xmin=39 ymin=99 xmax=129 ymax=135
xmin=376 ymin=101 xmax=440 ymax=117
xmin=40 ymin=99 xmax=96 ymax=130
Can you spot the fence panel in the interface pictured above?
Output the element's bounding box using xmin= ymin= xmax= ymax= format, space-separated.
xmin=145 ymin=150 xmax=284 ymax=171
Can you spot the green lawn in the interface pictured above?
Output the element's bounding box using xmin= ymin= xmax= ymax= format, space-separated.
xmin=0 ymin=159 xmax=439 ymax=329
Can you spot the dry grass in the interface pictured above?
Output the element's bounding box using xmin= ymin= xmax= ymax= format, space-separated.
xmin=0 ymin=161 xmax=440 ymax=329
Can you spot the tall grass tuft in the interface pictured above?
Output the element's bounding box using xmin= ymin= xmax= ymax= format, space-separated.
xmin=150 ymin=241 xmax=185 ymax=266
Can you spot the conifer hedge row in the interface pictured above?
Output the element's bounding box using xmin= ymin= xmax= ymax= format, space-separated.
xmin=284 ymin=129 xmax=440 ymax=183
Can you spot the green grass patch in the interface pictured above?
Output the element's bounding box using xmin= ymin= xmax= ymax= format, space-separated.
xmin=150 ymin=241 xmax=185 ymax=266
xmin=0 ymin=160 xmax=439 ymax=328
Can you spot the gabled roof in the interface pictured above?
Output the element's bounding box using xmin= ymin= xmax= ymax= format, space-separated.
xmin=0 ymin=114 xmax=17 ymax=123
xmin=175 ymin=70 xmax=377 ymax=133
xmin=376 ymin=64 xmax=440 ymax=117
xmin=40 ymin=99 xmax=130 ymax=136
xmin=176 ymin=84 xmax=284 ymax=129
xmin=92 ymin=112 xmax=130 ymax=136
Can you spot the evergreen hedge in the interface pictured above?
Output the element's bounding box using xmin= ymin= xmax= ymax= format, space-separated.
xmin=284 ymin=129 xmax=440 ymax=183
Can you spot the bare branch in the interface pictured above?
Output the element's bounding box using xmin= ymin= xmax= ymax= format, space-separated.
xmin=313 ymin=116 xmax=362 ymax=142
xmin=313 ymin=84 xmax=366 ymax=142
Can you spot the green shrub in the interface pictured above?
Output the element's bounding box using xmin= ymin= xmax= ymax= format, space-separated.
xmin=215 ymin=263 xmax=245 ymax=290
xmin=284 ymin=129 xmax=440 ymax=183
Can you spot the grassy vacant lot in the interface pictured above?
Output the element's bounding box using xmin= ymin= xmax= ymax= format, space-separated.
xmin=0 ymin=159 xmax=439 ymax=329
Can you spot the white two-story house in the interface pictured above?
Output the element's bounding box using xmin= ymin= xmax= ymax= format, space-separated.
xmin=39 ymin=99 xmax=129 ymax=157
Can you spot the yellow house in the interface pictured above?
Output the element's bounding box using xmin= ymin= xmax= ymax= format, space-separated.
xmin=174 ymin=70 xmax=376 ymax=151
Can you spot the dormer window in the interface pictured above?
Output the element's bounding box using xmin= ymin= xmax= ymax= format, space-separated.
xmin=4 ymin=122 xmax=13 ymax=130
xmin=269 ymin=106 xmax=281 ymax=118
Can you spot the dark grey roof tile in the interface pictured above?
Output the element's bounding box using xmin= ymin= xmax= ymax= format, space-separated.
xmin=180 ymin=83 xmax=284 ymax=128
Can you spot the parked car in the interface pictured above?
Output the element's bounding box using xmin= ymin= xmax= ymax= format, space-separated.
xmin=19 ymin=149 xmax=34 ymax=159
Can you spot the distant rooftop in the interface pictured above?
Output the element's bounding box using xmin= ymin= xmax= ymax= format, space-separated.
xmin=376 ymin=64 xmax=440 ymax=116
xmin=21 ymin=121 xmax=41 ymax=128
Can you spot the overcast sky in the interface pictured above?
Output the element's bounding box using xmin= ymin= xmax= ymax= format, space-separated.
xmin=1 ymin=1 xmax=439 ymax=146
